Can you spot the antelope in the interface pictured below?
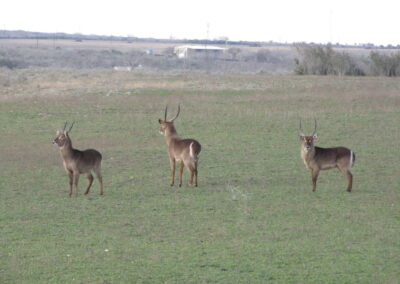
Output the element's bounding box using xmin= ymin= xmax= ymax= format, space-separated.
xmin=158 ymin=105 xmax=202 ymax=187
xmin=53 ymin=122 xmax=104 ymax=197
xmin=299 ymin=119 xmax=355 ymax=192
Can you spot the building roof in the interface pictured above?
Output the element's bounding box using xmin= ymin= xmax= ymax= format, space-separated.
xmin=174 ymin=45 xmax=226 ymax=51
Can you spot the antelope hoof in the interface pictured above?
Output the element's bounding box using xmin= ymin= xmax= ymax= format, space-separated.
xmin=179 ymin=183 xmax=182 ymax=187
xmin=347 ymin=189 xmax=352 ymax=193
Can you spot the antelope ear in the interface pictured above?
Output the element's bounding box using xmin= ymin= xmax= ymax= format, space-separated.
xmin=313 ymin=134 xmax=318 ymax=140
xmin=158 ymin=119 xmax=162 ymax=124
xmin=56 ymin=130 xmax=60 ymax=135
xmin=63 ymin=130 xmax=68 ymax=135
xmin=299 ymin=135 xmax=305 ymax=140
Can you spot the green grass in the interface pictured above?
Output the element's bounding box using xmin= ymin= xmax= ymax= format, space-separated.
xmin=1 ymin=70 xmax=399 ymax=283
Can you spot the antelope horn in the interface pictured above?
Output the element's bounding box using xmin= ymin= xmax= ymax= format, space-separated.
xmin=312 ymin=118 xmax=317 ymax=136
xmin=68 ymin=121 xmax=75 ymax=133
xmin=299 ymin=119 xmax=305 ymax=136
xmin=164 ymin=106 xmax=168 ymax=121
xmin=169 ymin=104 xmax=180 ymax=122
xmin=62 ymin=121 xmax=68 ymax=132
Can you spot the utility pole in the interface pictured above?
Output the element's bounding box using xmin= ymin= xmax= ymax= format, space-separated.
xmin=206 ymin=23 xmax=210 ymax=72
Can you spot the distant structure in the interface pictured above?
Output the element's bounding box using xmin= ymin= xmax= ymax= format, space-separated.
xmin=113 ymin=66 xmax=132 ymax=72
xmin=174 ymin=45 xmax=226 ymax=59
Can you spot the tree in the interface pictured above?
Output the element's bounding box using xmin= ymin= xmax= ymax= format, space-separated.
xmin=227 ymin=47 xmax=241 ymax=60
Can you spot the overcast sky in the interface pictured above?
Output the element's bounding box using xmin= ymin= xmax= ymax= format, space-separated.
xmin=1 ymin=0 xmax=399 ymax=45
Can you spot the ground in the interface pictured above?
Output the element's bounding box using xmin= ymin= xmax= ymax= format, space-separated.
xmin=0 ymin=69 xmax=399 ymax=283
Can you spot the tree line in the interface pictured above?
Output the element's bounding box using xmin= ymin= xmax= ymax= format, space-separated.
xmin=294 ymin=44 xmax=400 ymax=77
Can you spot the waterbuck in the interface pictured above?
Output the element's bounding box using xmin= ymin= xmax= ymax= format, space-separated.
xmin=159 ymin=105 xmax=202 ymax=187
xmin=53 ymin=122 xmax=103 ymax=196
xmin=299 ymin=119 xmax=355 ymax=192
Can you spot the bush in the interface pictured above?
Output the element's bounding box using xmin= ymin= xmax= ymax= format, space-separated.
xmin=369 ymin=51 xmax=400 ymax=76
xmin=294 ymin=44 xmax=365 ymax=76
xmin=256 ymin=49 xmax=271 ymax=63
xmin=0 ymin=58 xmax=19 ymax=69
xmin=294 ymin=44 xmax=333 ymax=75
xmin=227 ymin=48 xmax=241 ymax=60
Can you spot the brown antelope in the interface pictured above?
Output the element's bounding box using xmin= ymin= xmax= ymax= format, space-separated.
xmin=299 ymin=119 xmax=355 ymax=192
xmin=53 ymin=122 xmax=104 ymax=197
xmin=159 ymin=105 xmax=202 ymax=187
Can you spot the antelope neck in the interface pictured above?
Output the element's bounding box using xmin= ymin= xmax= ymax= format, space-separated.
xmin=165 ymin=128 xmax=180 ymax=145
xmin=60 ymin=141 xmax=74 ymax=158
xmin=301 ymin=145 xmax=315 ymax=160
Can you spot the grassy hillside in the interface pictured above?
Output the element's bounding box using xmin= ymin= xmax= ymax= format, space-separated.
xmin=1 ymin=69 xmax=399 ymax=283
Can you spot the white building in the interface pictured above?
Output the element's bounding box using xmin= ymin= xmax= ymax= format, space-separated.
xmin=113 ymin=66 xmax=132 ymax=72
xmin=174 ymin=45 xmax=226 ymax=59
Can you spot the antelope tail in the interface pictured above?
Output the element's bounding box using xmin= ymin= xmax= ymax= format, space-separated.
xmin=189 ymin=142 xmax=197 ymax=160
xmin=350 ymin=151 xmax=356 ymax=168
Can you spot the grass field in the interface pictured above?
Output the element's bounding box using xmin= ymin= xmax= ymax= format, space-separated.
xmin=1 ymin=69 xmax=399 ymax=283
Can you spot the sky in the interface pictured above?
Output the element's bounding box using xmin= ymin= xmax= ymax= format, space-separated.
xmin=1 ymin=0 xmax=399 ymax=45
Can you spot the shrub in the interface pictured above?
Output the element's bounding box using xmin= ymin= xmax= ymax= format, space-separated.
xmin=227 ymin=48 xmax=241 ymax=60
xmin=294 ymin=44 xmax=365 ymax=76
xmin=256 ymin=49 xmax=272 ymax=63
xmin=0 ymin=58 xmax=19 ymax=69
xmin=369 ymin=51 xmax=400 ymax=76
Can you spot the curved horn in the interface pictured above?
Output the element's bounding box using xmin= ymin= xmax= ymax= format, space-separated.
xmin=68 ymin=121 xmax=75 ymax=133
xmin=169 ymin=104 xmax=180 ymax=122
xmin=62 ymin=121 xmax=68 ymax=132
xmin=299 ymin=119 xmax=305 ymax=136
xmin=312 ymin=118 xmax=317 ymax=136
xmin=164 ymin=106 xmax=168 ymax=121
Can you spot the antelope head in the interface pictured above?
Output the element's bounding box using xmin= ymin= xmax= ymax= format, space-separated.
xmin=53 ymin=121 xmax=74 ymax=147
xmin=158 ymin=105 xmax=180 ymax=136
xmin=299 ymin=118 xmax=318 ymax=152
